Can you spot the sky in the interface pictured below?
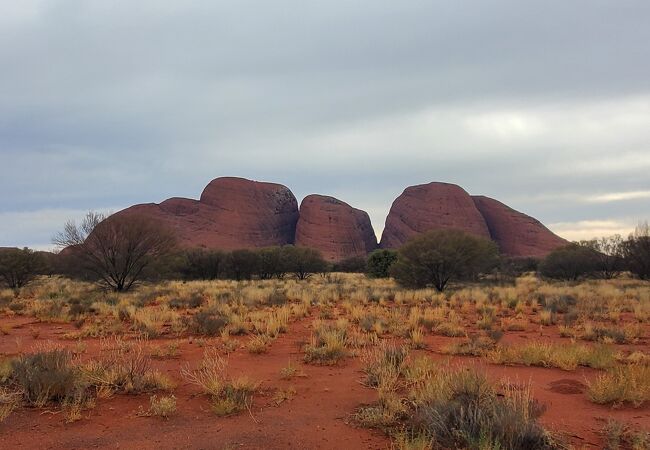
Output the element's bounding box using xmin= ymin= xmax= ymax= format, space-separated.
xmin=1 ymin=0 xmax=650 ymax=250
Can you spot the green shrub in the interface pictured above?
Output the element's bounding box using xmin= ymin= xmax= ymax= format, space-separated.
xmin=391 ymin=230 xmax=498 ymax=291
xmin=366 ymin=250 xmax=397 ymax=278
xmin=539 ymin=244 xmax=598 ymax=280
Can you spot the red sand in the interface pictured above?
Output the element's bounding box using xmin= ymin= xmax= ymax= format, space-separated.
xmin=1 ymin=313 xmax=648 ymax=449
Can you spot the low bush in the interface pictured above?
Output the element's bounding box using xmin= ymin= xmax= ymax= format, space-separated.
xmin=355 ymin=353 xmax=558 ymax=450
xmin=11 ymin=349 xmax=87 ymax=407
xmin=410 ymin=371 xmax=555 ymax=450
xmin=192 ymin=311 xmax=228 ymax=336
xmin=81 ymin=342 xmax=173 ymax=394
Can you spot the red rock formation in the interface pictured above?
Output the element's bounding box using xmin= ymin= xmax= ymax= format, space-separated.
xmin=472 ymin=195 xmax=567 ymax=257
xmin=295 ymin=195 xmax=377 ymax=261
xmin=113 ymin=177 xmax=299 ymax=250
xmin=109 ymin=177 xmax=564 ymax=259
xmin=380 ymin=182 xmax=491 ymax=248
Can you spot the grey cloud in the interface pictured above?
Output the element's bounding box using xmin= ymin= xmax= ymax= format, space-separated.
xmin=1 ymin=0 xmax=650 ymax=247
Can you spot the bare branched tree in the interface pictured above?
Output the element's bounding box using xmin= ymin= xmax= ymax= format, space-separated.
xmin=54 ymin=212 xmax=176 ymax=291
xmin=579 ymin=235 xmax=624 ymax=279
xmin=53 ymin=211 xmax=106 ymax=248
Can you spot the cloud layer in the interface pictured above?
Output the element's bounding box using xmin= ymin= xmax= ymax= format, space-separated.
xmin=2 ymin=1 xmax=649 ymax=248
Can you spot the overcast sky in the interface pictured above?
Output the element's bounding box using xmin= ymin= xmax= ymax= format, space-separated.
xmin=2 ymin=0 xmax=650 ymax=249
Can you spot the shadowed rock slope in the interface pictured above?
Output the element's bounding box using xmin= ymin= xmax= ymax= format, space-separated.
xmin=472 ymin=195 xmax=568 ymax=257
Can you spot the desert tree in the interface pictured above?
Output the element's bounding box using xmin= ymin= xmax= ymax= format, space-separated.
xmin=180 ymin=249 xmax=227 ymax=280
xmin=623 ymin=222 xmax=650 ymax=280
xmin=366 ymin=249 xmax=397 ymax=278
xmin=256 ymin=247 xmax=291 ymax=279
xmin=332 ymin=255 xmax=367 ymax=273
xmin=225 ymin=249 xmax=260 ymax=280
xmin=390 ymin=229 xmax=499 ymax=291
xmin=283 ymin=246 xmax=327 ymax=280
xmin=539 ymin=243 xmax=598 ymax=281
xmin=498 ymin=257 xmax=539 ymax=279
xmin=0 ymin=247 xmax=46 ymax=289
xmin=578 ymin=235 xmax=624 ymax=279
xmin=53 ymin=211 xmax=176 ymax=291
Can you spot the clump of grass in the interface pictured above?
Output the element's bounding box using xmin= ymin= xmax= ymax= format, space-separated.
xmin=181 ymin=349 xmax=258 ymax=416
xmin=62 ymin=394 xmax=95 ymax=423
xmin=391 ymin=432 xmax=433 ymax=450
xmin=476 ymin=314 xmax=494 ymax=330
xmin=129 ymin=306 xmax=179 ymax=338
xmin=271 ymin=387 xmax=296 ymax=406
xmin=539 ymin=310 xmax=556 ymax=326
xmin=361 ymin=343 xmax=409 ymax=388
xmin=0 ymin=387 xmax=20 ymax=422
xmin=588 ymin=364 xmax=650 ymax=407
xmin=354 ymin=344 xmax=411 ymax=429
xmin=247 ymin=334 xmax=273 ymax=354
xmin=601 ymin=419 xmax=649 ymax=450
xmin=433 ymin=322 xmax=465 ymax=337
xmin=266 ymin=289 xmax=288 ymax=306
xmin=347 ymin=328 xmax=380 ymax=348
xmin=280 ymin=360 xmax=305 ymax=379
xmin=502 ymin=318 xmax=528 ymax=331
xmin=409 ymin=327 xmax=426 ymax=349
xmin=81 ymin=341 xmax=173 ymax=394
xmin=192 ymin=310 xmax=229 ymax=336
xmin=151 ymin=341 xmax=180 ymax=359
xmin=0 ymin=358 xmax=14 ymax=383
xmin=211 ymin=376 xmax=258 ymax=416
xmin=583 ymin=325 xmax=636 ymax=344
xmin=488 ymin=342 xmax=615 ymax=371
xmin=303 ymin=323 xmax=348 ymax=365
xmin=353 ymin=395 xmax=406 ymax=429
xmin=442 ymin=335 xmax=496 ymax=357
xmin=558 ymin=325 xmax=579 ymax=339
xmin=138 ymin=395 xmax=177 ymax=419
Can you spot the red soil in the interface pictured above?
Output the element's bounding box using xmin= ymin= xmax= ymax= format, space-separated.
xmin=1 ymin=313 xmax=649 ymax=449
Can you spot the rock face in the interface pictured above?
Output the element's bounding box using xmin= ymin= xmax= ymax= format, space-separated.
xmin=380 ymin=182 xmax=491 ymax=248
xmin=472 ymin=196 xmax=567 ymax=257
xmin=110 ymin=177 xmax=565 ymax=259
xmin=114 ymin=177 xmax=299 ymax=250
xmin=295 ymin=195 xmax=377 ymax=261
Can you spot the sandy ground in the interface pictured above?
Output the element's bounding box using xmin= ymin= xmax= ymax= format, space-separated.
xmin=1 ymin=312 xmax=649 ymax=449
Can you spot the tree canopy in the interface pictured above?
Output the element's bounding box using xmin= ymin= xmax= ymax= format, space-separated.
xmin=390 ymin=229 xmax=499 ymax=291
